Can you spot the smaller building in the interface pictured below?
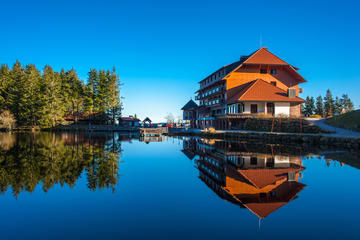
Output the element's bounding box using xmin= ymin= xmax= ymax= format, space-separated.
xmin=120 ymin=117 xmax=140 ymax=127
xmin=143 ymin=117 xmax=152 ymax=127
xmin=181 ymin=99 xmax=198 ymax=128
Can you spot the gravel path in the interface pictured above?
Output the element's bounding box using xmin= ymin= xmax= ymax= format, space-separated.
xmin=305 ymin=118 xmax=360 ymax=139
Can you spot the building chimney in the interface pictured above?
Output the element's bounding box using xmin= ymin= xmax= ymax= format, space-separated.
xmin=287 ymin=88 xmax=296 ymax=98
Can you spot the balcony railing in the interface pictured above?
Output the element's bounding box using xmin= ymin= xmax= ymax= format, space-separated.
xmin=196 ymin=87 xmax=225 ymax=100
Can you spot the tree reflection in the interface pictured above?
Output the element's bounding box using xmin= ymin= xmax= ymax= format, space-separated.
xmin=0 ymin=132 xmax=123 ymax=197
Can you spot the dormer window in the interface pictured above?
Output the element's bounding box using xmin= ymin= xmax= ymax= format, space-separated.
xmin=260 ymin=69 xmax=267 ymax=74
xmin=270 ymin=69 xmax=277 ymax=75
xmin=270 ymin=81 xmax=277 ymax=86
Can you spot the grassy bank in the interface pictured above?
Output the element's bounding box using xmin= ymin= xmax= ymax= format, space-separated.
xmin=326 ymin=110 xmax=360 ymax=132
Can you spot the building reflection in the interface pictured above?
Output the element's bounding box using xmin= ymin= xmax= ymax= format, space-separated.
xmin=182 ymin=137 xmax=306 ymax=219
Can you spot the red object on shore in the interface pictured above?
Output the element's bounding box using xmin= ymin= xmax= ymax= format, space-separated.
xmin=166 ymin=124 xmax=173 ymax=128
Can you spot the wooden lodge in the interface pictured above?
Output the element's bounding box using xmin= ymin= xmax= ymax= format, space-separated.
xmin=181 ymin=47 xmax=306 ymax=129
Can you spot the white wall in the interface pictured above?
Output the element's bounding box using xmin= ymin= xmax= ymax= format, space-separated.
xmin=243 ymin=102 xmax=266 ymax=114
xmin=275 ymin=102 xmax=290 ymax=116
xmin=274 ymin=155 xmax=290 ymax=167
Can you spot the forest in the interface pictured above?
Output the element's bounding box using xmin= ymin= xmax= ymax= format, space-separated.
xmin=0 ymin=61 xmax=122 ymax=129
xmin=302 ymin=89 xmax=354 ymax=117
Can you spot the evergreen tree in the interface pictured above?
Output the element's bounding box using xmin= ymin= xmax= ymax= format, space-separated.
xmin=315 ymin=95 xmax=324 ymax=117
xmin=106 ymin=67 xmax=122 ymax=124
xmin=97 ymin=70 xmax=108 ymax=113
xmin=22 ymin=64 xmax=42 ymax=126
xmin=340 ymin=94 xmax=354 ymax=112
xmin=334 ymin=96 xmax=342 ymax=115
xmin=6 ymin=61 xmax=23 ymax=120
xmin=303 ymin=96 xmax=315 ymax=117
xmin=0 ymin=64 xmax=11 ymax=109
xmin=87 ymin=69 xmax=98 ymax=113
xmin=66 ymin=69 xmax=84 ymax=123
xmin=0 ymin=61 xmax=123 ymax=127
xmin=40 ymin=65 xmax=64 ymax=126
xmin=324 ymin=89 xmax=334 ymax=117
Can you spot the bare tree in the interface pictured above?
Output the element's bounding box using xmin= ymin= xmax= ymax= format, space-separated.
xmin=0 ymin=110 xmax=16 ymax=131
xmin=165 ymin=113 xmax=175 ymax=124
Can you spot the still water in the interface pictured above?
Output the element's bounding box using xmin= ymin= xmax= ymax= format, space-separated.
xmin=0 ymin=132 xmax=359 ymax=239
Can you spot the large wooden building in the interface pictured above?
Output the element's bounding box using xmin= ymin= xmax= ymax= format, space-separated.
xmin=181 ymin=47 xmax=306 ymax=129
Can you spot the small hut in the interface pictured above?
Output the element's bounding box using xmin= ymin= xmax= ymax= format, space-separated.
xmin=143 ymin=117 xmax=152 ymax=127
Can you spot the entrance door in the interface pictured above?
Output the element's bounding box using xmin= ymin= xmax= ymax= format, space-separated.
xmin=250 ymin=104 xmax=258 ymax=114
xmin=267 ymin=102 xmax=275 ymax=115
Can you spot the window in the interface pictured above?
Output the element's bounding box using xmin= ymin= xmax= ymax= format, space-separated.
xmin=237 ymin=103 xmax=244 ymax=113
xmin=270 ymin=81 xmax=277 ymax=86
xmin=260 ymin=69 xmax=267 ymax=74
xmin=251 ymin=104 xmax=258 ymax=113
xmin=250 ymin=157 xmax=257 ymax=165
xmin=270 ymin=69 xmax=277 ymax=75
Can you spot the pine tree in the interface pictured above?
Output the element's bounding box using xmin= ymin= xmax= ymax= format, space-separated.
xmin=303 ymin=96 xmax=315 ymax=117
xmin=0 ymin=64 xmax=10 ymax=109
xmin=87 ymin=69 xmax=98 ymax=113
xmin=106 ymin=67 xmax=122 ymax=124
xmin=0 ymin=61 xmax=123 ymax=127
xmin=97 ymin=70 xmax=108 ymax=114
xmin=40 ymin=65 xmax=64 ymax=126
xmin=66 ymin=69 xmax=84 ymax=123
xmin=315 ymin=95 xmax=324 ymax=117
xmin=340 ymin=94 xmax=354 ymax=112
xmin=22 ymin=64 xmax=42 ymax=125
xmin=7 ymin=61 xmax=26 ymax=124
xmin=324 ymin=89 xmax=334 ymax=117
xmin=334 ymin=96 xmax=342 ymax=115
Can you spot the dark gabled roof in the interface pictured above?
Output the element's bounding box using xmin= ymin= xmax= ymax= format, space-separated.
xmin=181 ymin=99 xmax=198 ymax=110
xmin=121 ymin=117 xmax=140 ymax=122
xmin=198 ymin=57 xmax=249 ymax=84
xmin=143 ymin=117 xmax=152 ymax=123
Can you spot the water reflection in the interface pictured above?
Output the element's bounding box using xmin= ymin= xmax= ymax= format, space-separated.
xmin=0 ymin=132 xmax=125 ymax=197
xmin=183 ymin=138 xmax=307 ymax=218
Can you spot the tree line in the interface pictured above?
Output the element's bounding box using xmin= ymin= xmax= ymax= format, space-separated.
xmin=0 ymin=61 xmax=122 ymax=127
xmin=302 ymin=89 xmax=354 ymax=117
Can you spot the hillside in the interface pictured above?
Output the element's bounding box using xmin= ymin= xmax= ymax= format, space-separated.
xmin=326 ymin=110 xmax=360 ymax=132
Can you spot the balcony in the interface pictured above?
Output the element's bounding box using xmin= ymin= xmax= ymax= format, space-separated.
xmin=202 ymin=98 xmax=225 ymax=107
xmin=196 ymin=87 xmax=225 ymax=100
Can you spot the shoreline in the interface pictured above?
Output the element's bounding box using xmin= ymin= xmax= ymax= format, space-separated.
xmin=167 ymin=128 xmax=360 ymax=150
xmin=6 ymin=125 xmax=360 ymax=150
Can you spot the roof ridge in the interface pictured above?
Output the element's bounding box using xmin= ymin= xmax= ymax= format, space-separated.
xmin=244 ymin=47 xmax=289 ymax=65
xmin=227 ymin=80 xmax=256 ymax=102
xmin=238 ymin=79 xmax=263 ymax=101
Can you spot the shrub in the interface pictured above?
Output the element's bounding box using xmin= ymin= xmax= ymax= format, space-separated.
xmin=309 ymin=114 xmax=322 ymax=118
xmin=0 ymin=110 xmax=16 ymax=131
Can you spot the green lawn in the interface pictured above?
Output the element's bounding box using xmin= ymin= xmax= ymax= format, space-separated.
xmin=326 ymin=109 xmax=360 ymax=132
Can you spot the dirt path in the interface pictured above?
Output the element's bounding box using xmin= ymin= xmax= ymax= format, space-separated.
xmin=305 ymin=118 xmax=360 ymax=139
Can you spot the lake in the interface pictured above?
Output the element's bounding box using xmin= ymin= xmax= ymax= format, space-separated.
xmin=0 ymin=132 xmax=359 ymax=239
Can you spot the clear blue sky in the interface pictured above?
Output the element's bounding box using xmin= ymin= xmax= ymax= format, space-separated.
xmin=1 ymin=0 xmax=359 ymax=122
